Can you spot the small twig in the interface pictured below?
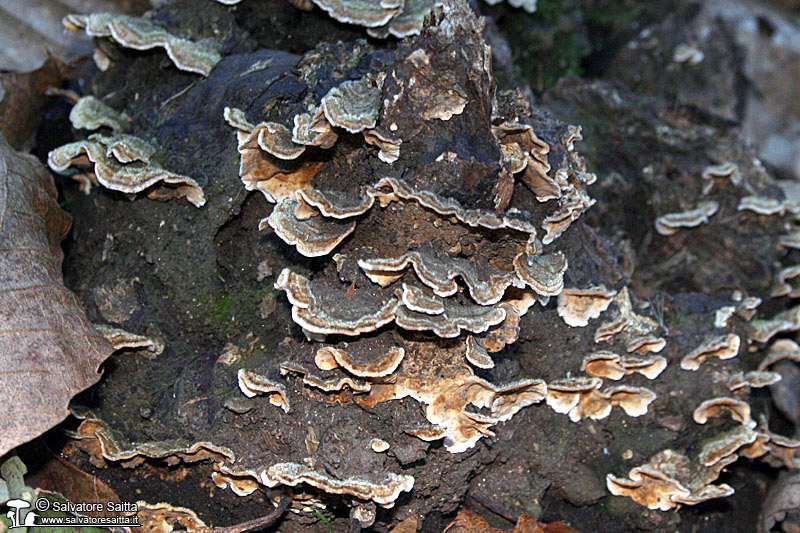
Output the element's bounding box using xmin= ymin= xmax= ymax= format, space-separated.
xmin=160 ymin=81 xmax=198 ymax=109
xmin=211 ymin=494 xmax=291 ymax=533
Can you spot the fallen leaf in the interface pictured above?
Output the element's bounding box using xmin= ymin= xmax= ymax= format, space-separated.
xmin=391 ymin=516 xmax=420 ymax=533
xmin=444 ymin=509 xmax=579 ymax=533
xmin=0 ymin=132 xmax=113 ymax=457
xmin=0 ymin=0 xmax=151 ymax=73
xmin=25 ymin=441 xmax=120 ymax=518
xmin=0 ymin=58 xmax=70 ymax=150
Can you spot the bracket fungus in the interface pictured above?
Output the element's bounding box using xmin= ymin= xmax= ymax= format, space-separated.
xmin=94 ymin=324 xmax=165 ymax=356
xmin=557 ymin=286 xmax=616 ymax=327
xmin=593 ymin=288 xmax=667 ymax=354
xmin=758 ymin=339 xmax=800 ymax=370
xmin=314 ymin=345 xmax=405 ymax=377
xmin=554 ymin=382 xmax=656 ymax=422
xmin=749 ymin=306 xmax=800 ymax=343
xmin=69 ymin=96 xmax=129 ymax=133
xmin=654 ymin=201 xmax=719 ymax=236
xmin=581 ymin=351 xmax=667 ymax=380
xmin=727 ymin=370 xmax=782 ymax=391
xmin=221 ymin=0 xmax=541 ymax=39
xmin=63 ymin=13 xmax=222 ymax=76
xmin=68 ymin=410 xmax=234 ymax=469
xmin=48 ymin=134 xmax=206 ymax=206
xmin=701 ymin=162 xmax=741 ymax=194
xmin=606 ymin=449 xmax=735 ymax=511
xmin=261 ymin=463 xmax=414 ymax=507
xmin=38 ymin=0 xmax=800 ymax=528
xmin=680 ymin=333 xmax=740 ymax=371
xmin=771 ymin=265 xmax=800 ymax=298
xmin=237 ymin=369 xmax=291 ymax=412
xmin=216 ymin=0 xmax=597 ymax=454
xmin=692 ymin=397 xmax=753 ymax=427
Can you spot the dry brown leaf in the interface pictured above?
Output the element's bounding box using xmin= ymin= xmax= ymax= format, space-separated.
xmin=444 ymin=508 xmax=579 ymax=533
xmin=0 ymin=0 xmax=151 ymax=72
xmin=0 ymin=132 xmax=113 ymax=457
xmin=391 ymin=516 xmax=420 ymax=533
xmin=0 ymin=58 xmax=70 ymax=150
xmin=25 ymin=441 xmax=120 ymax=517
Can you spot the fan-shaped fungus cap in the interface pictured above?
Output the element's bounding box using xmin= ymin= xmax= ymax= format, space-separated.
xmin=253 ymin=122 xmax=306 ymax=160
xmin=758 ymin=339 xmax=800 ymax=370
xmin=680 ymin=334 xmax=740 ymax=371
xmin=292 ymin=106 xmax=339 ymax=149
xmin=314 ymin=347 xmax=340 ymax=371
xmin=212 ymin=471 xmax=260 ymax=497
xmin=280 ymin=361 xmax=372 ymax=393
xmin=654 ymin=201 xmax=719 ymax=236
xmin=593 ymin=288 xmax=664 ymax=352
xmin=557 ymin=286 xmax=616 ymax=327
xmin=692 ymin=397 xmax=752 ymax=426
xmin=47 ymin=137 xmax=206 ymax=207
xmin=513 ymin=251 xmax=567 ymax=297
xmin=237 ymin=369 xmax=290 ymax=413
xmin=314 ymin=345 xmax=405 ymax=377
xmin=363 ymin=128 xmax=401 ymax=163
xmin=727 ymin=371 xmax=782 ymax=391
xmin=779 ymin=231 xmax=800 ymax=250
xmin=737 ymin=196 xmax=792 ymax=216
xmin=359 ymin=249 xmax=518 ymax=305
xmin=772 ymin=265 xmax=800 ymax=298
xmin=606 ymin=449 xmax=735 ymax=511
xmin=69 ymin=410 xmax=234 ymax=468
xmin=626 ymin=335 xmax=667 ymax=355
xmin=607 ymin=467 xmax=693 ymax=511
xmin=370 ymin=438 xmax=390 ymax=452
xmin=275 ymin=269 xmax=398 ymax=336
xmin=94 ymin=324 xmax=164 ymax=355
xmin=465 ymin=335 xmax=493 ymax=369
xmin=606 ymin=386 xmax=656 ymax=417
xmin=698 ymin=425 xmax=758 ymax=467
xmin=266 ymin=198 xmax=356 ymax=257
xmin=546 ymin=376 xmax=602 ymax=414
xmin=567 ymin=385 xmax=656 ymax=421
xmin=321 ymin=78 xmax=381 ymax=133
xmin=701 ymin=162 xmax=741 ymax=193
xmin=394 ymin=293 xmax=507 ymax=338
xmin=63 ymin=13 xmax=221 ymax=76
xmin=351 ymin=503 xmax=377 ymax=528
xmin=297 ymin=187 xmax=380 ymax=219
xmin=92 ymin=133 xmax=155 ymax=163
xmin=261 ymin=462 xmax=414 ymax=507
xmin=749 ymin=306 xmax=800 ymax=343
xmin=310 ymin=0 xmax=402 ymax=28
xmin=400 ymin=283 xmax=446 ymax=315
xmin=135 ymin=502 xmax=210 ymax=532
xmin=580 ymin=351 xmax=626 ymax=380
xmin=541 ymin=187 xmax=595 ymax=245
xmin=581 ymin=351 xmax=667 ymax=380
xmin=69 ymin=96 xmax=129 ymax=133
xmin=366 ymin=0 xmax=434 ymax=38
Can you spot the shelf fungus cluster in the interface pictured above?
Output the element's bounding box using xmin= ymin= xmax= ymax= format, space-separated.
xmin=47 ymin=96 xmax=206 ymax=207
xmin=605 ymin=332 xmax=800 ymax=510
xmin=222 ymin=0 xmax=598 ymax=458
xmin=44 ymin=0 xmax=800 ymax=528
xmin=215 ymin=0 xmax=536 ymax=39
xmin=63 ymin=13 xmax=222 ymax=75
